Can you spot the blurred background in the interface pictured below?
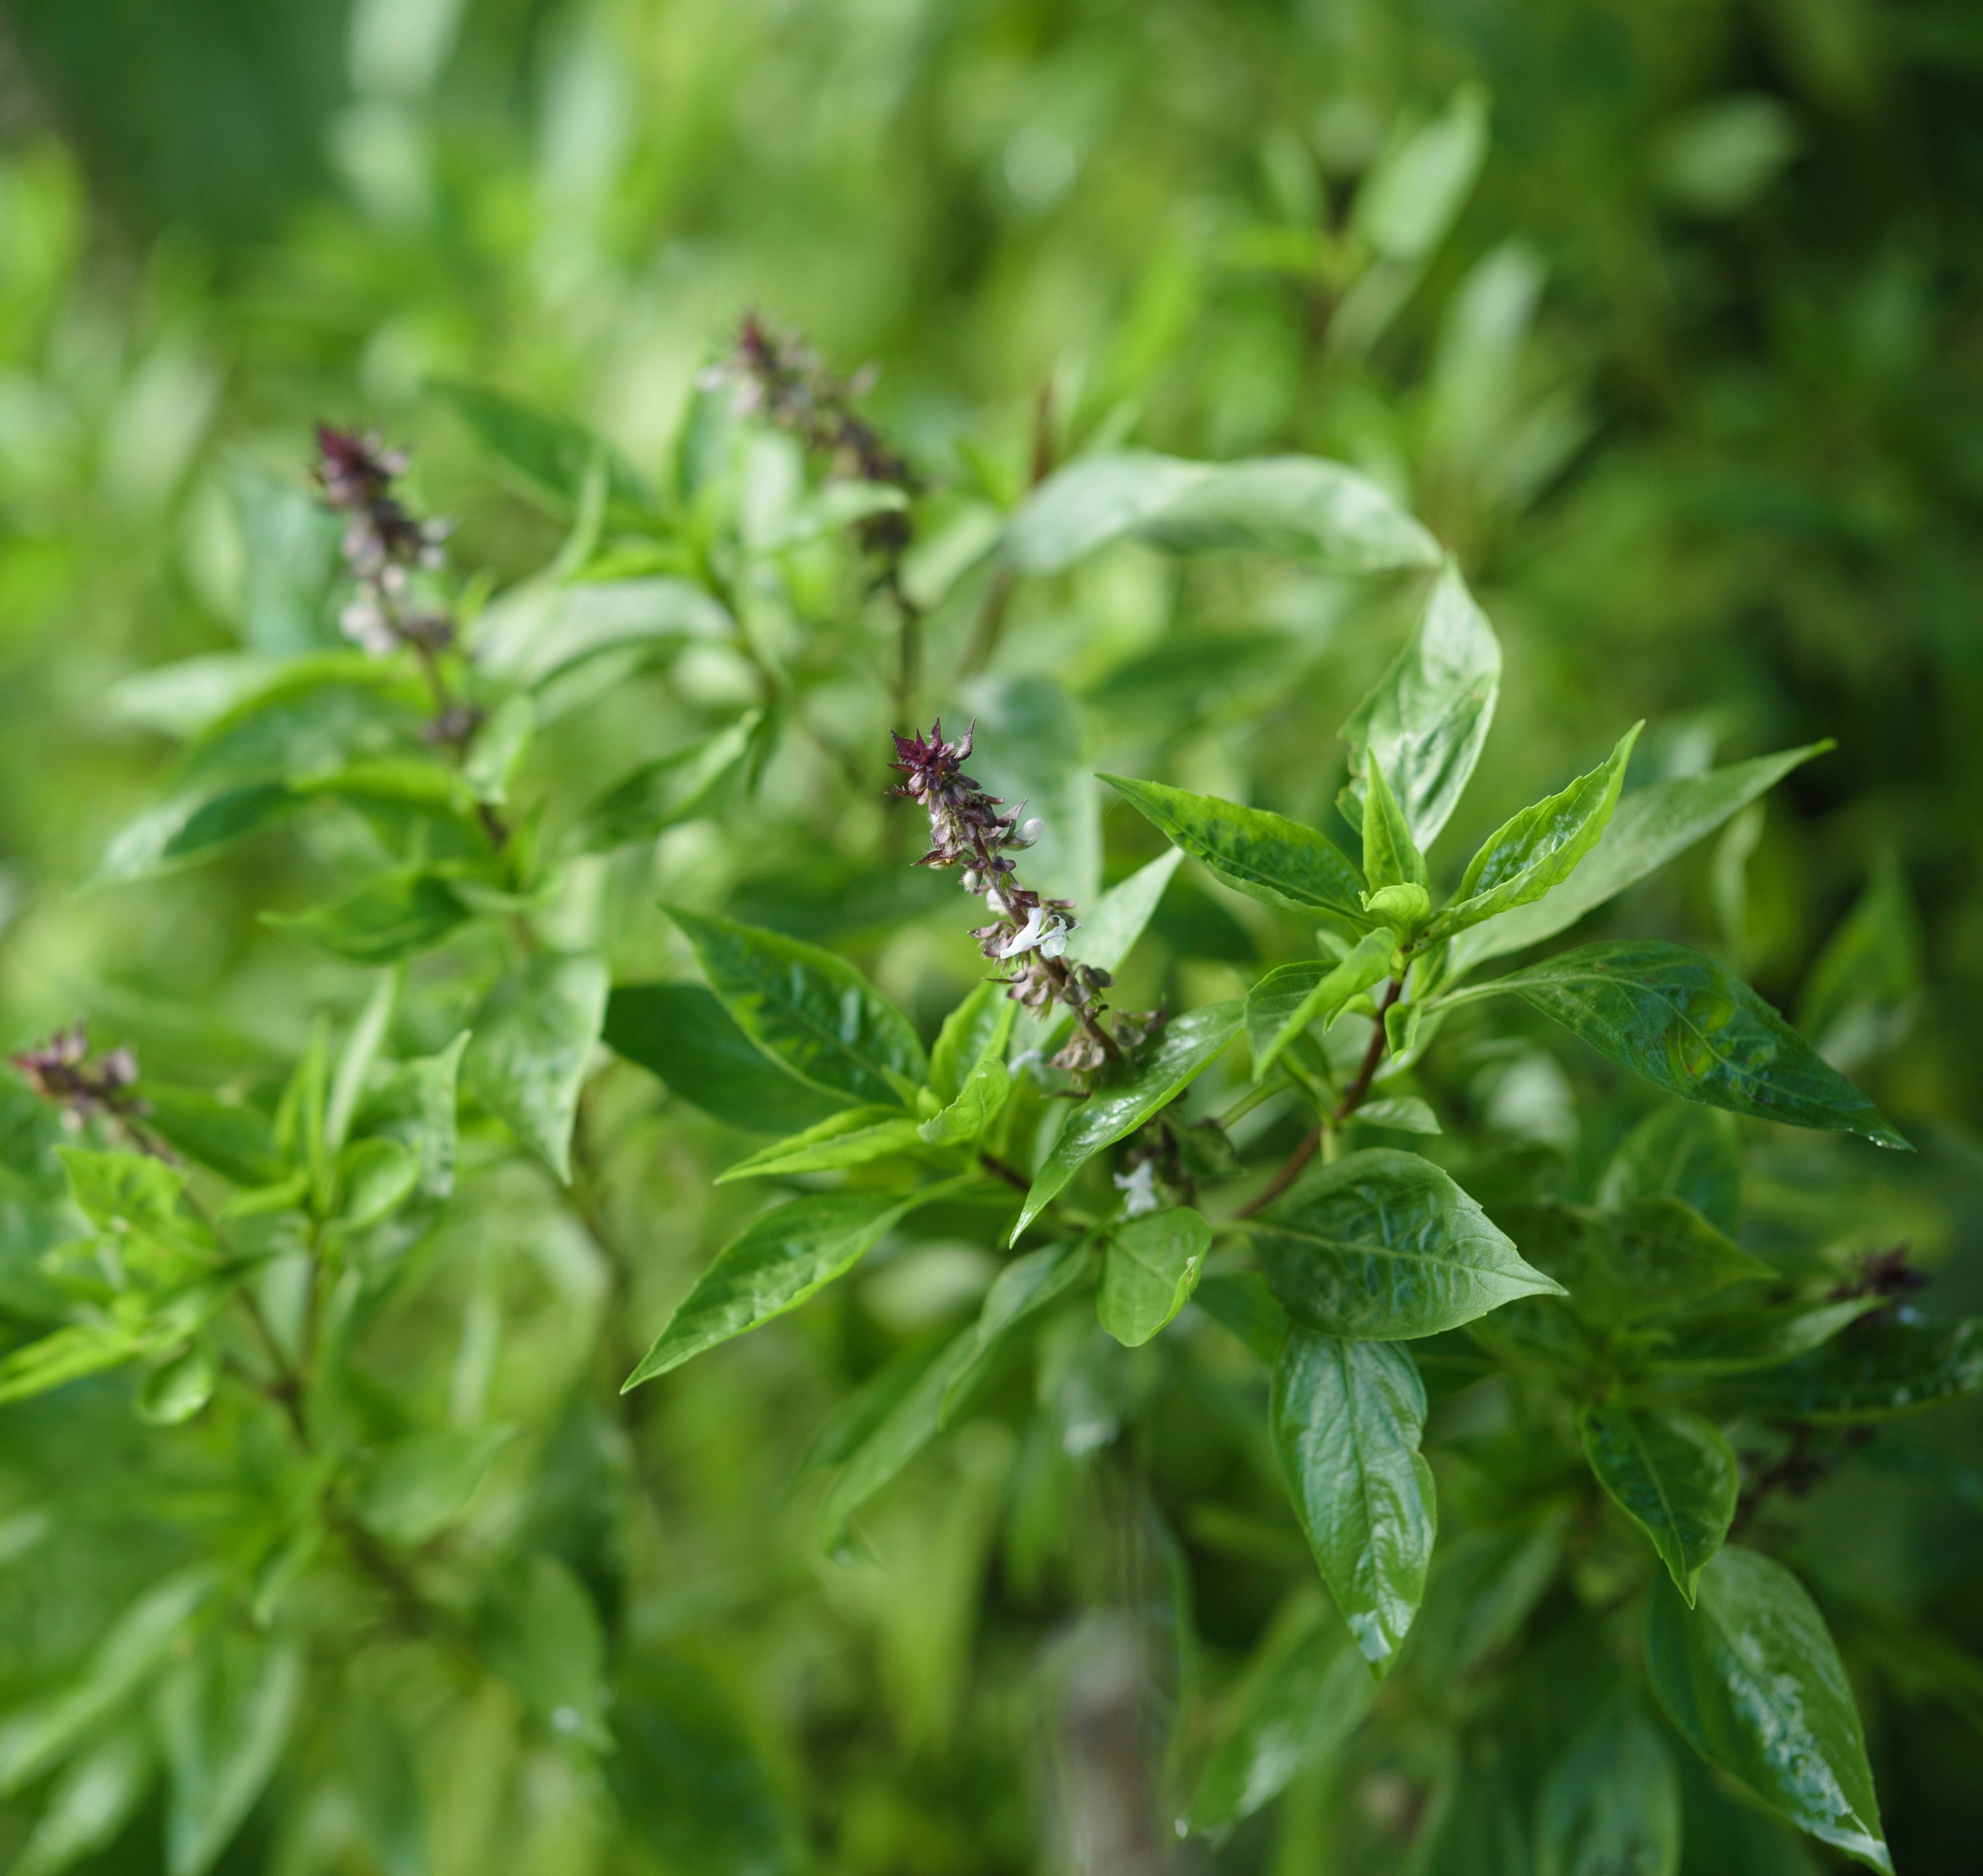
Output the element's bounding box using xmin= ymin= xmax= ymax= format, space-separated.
xmin=0 ymin=0 xmax=1980 ymax=1869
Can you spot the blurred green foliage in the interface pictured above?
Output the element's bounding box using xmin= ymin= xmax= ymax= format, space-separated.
xmin=0 ymin=0 xmax=1980 ymax=1871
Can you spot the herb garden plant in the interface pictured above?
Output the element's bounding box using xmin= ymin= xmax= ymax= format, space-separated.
xmin=0 ymin=321 xmax=1966 ymax=1876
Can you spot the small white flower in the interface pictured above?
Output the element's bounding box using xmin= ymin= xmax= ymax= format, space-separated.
xmin=1114 ymin=1161 xmax=1160 ymax=1218
xmin=1009 ymin=1047 xmax=1046 ymax=1081
xmin=1012 ymin=817 xmax=1044 ymax=848
xmin=1039 ymin=922 xmax=1069 ymax=960
xmin=997 ymin=905 xmax=1050 ymax=958
xmin=340 ymin=598 xmax=396 ymax=657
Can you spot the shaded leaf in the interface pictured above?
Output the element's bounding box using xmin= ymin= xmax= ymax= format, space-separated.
xmin=1061 ymin=848 xmax=1185 ymax=974
xmin=940 ymin=1237 xmax=1094 ymax=1423
xmin=158 ymin=1637 xmax=304 ymax=1876
xmin=262 ymin=869 xmax=469 ymax=966
xmin=1099 ymin=1206 xmax=1210 ymax=1347
xmin=1645 ymin=1299 xmax=1883 ymax=1377
xmin=477 ymin=1554 xmax=609 ymax=1748
xmin=1580 ymin=1406 xmax=1738 ymax=1602
xmin=958 ymin=674 xmax=1100 ymax=906
xmin=133 ymin=1086 xmax=284 ymax=1187
xmin=12 ymin=1726 xmax=154 ymax=1876
xmin=1709 ymin=1311 xmax=1983 ymax=1422
xmin=1251 ymin=931 xmax=1397 ymax=1084
xmin=1596 ymin=1103 xmax=1742 ymax=1237
xmin=435 ymin=379 xmax=652 ymax=514
xmin=352 ymin=1033 xmax=468 ymax=1199
xmin=1535 ymin=1703 xmax=1682 ymax=1876
xmin=473 ymin=576 xmax=730 ymax=689
xmin=463 ymin=954 xmax=609 ymax=1181
xmin=1194 ymin=1270 xmax=1291 ymax=1364
xmin=570 ymin=711 xmax=759 ymax=852
xmin=93 ymin=783 xmax=304 ymax=884
xmin=354 ymin=1428 xmax=514 ymax=1546
xmin=1499 ymin=1196 xmax=1771 ymax=1329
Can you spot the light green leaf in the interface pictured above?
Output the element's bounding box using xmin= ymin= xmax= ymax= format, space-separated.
xmin=1580 ymin=1405 xmax=1738 ymax=1602
xmin=92 ymin=783 xmax=305 ymax=884
xmin=1013 ymin=1001 xmax=1243 ymax=1240
xmin=1272 ymin=1329 xmax=1436 ymax=1670
xmin=1100 ymin=775 xmax=1366 ymax=922
xmin=1357 ymin=84 xmax=1491 ymax=262
xmin=958 ymin=674 xmax=1099 ymax=906
xmin=434 ymin=379 xmax=652 ymax=515
xmin=1435 ymin=942 xmax=1907 ymax=1148
xmin=570 ymin=711 xmax=759 ymax=852
xmin=1339 ymin=562 xmax=1500 ymax=847
xmin=334 ymin=1136 xmax=420 ymax=1229
xmin=921 ymin=986 xmax=1015 ymax=1144
xmin=473 ymin=576 xmax=730 ymax=689
xmin=0 ymin=1324 xmax=157 ymax=1406
xmin=225 ymin=461 xmax=343 ymax=656
xmin=1099 ymin=1206 xmax=1210 ymax=1347
xmin=1062 ymin=847 xmax=1185 ymax=974
xmin=136 ymin=1345 xmax=217 ymax=1427
xmin=262 ymin=869 xmax=469 ymax=965
xmin=1709 ymin=1313 xmax=1983 ymax=1422
xmin=625 ymin=1184 xmax=959 ymax=1386
xmin=940 ymin=1236 xmax=1094 ymax=1423
xmin=1499 ymin=1196 xmax=1772 ymax=1329
xmin=324 ymin=966 xmax=399 ymax=1157
xmin=1361 ymin=752 xmax=1427 ymax=896
xmin=1535 ymin=1704 xmax=1682 ymax=1876
xmin=158 ymin=1637 xmax=304 ymax=1876
xmin=133 ymin=1086 xmax=284 ymax=1187
xmin=12 ymin=1726 xmax=154 ymax=1876
xmin=1250 ymin=1148 xmax=1562 ymax=1339
xmin=463 ymin=953 xmax=609 ymax=1181
xmin=1433 ymin=724 xmax=1641 ymax=938
xmin=58 ymin=1148 xmax=208 ymax=1253
xmin=287 ymin=758 xmax=481 ymax=823
xmin=462 ymin=693 xmax=535 ymax=806
xmin=665 ymin=906 xmax=926 ymax=1109
xmin=477 ymin=1554 xmax=609 ymax=1748
xmin=1596 ymin=1103 xmax=1742 ymax=1236
xmin=1449 ymin=744 xmax=1831 ymax=972
xmin=354 ymin=1428 xmax=514 ymax=1546
xmin=352 ymin=1032 xmax=469 ymax=1198
xmin=1646 ymin=1547 xmax=1890 ymax=1872
xmin=1355 ymin=1096 xmax=1441 ymax=1134
xmin=717 ymin=1108 xmax=927 ymax=1182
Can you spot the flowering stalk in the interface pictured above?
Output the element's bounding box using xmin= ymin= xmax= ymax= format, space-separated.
xmin=888 ymin=719 xmax=1135 ymax=1079
xmin=11 ymin=1024 xmax=161 ymax=1155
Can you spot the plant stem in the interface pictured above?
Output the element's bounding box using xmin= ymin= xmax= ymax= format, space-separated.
xmin=979 ymin=1151 xmax=1030 ymax=1194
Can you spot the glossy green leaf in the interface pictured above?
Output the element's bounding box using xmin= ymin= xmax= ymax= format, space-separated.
xmin=717 ymin=1107 xmax=927 ymax=1182
xmin=1449 ymin=744 xmax=1830 ymax=971
xmin=665 ymin=906 xmax=926 ymax=1109
xmin=1709 ymin=1312 xmax=1983 ymax=1422
xmin=1245 ymin=928 xmax=1396 ymax=1085
xmin=157 ymin=1636 xmax=304 ymax=1876
xmin=354 ymin=1428 xmax=514 ymax=1546
xmin=570 ymin=711 xmax=759 ymax=852
xmin=1434 ymin=724 xmax=1640 ymax=938
xmin=920 ymin=987 xmax=1015 ymax=1145
xmin=463 ymin=953 xmax=609 ymax=1181
xmin=1646 ymin=1299 xmax=1883 ymax=1376
xmin=1535 ymin=1704 xmax=1682 ymax=1876
xmin=434 ymin=379 xmax=653 ymax=514
xmin=1003 ymin=450 xmax=1440 ymax=574
xmin=603 ymin=982 xmax=847 ymax=1134
xmin=262 ymin=869 xmax=469 ymax=965
xmin=1339 ymin=562 xmax=1500 ymax=847
xmin=1271 ymin=1328 xmax=1436 ymax=1669
xmin=1646 ymin=1547 xmax=1890 ymax=1872
xmin=1438 ymin=942 xmax=1907 ymax=1148
xmin=351 ymin=1032 xmax=468 ymax=1200
xmin=1251 ymin=1148 xmax=1563 ymax=1339
xmin=1100 ymin=775 xmax=1366 ymax=921
xmin=1360 ymin=751 xmax=1427 ymax=898
xmin=1580 ymin=1405 xmax=1738 ymax=1602
xmin=625 ymin=1184 xmax=957 ymax=1386
xmin=1499 ymin=1196 xmax=1771 ymax=1329
xmin=939 ymin=1236 xmax=1094 ymax=1423
xmin=1012 ymin=1000 xmax=1243 ymax=1240
xmin=1180 ymin=1594 xmax=1376 ymax=1835
xmin=11 ymin=1726 xmax=154 ymax=1876
xmin=132 ymin=1085 xmax=284 ymax=1187
xmin=1098 ymin=1206 xmax=1210 ymax=1347
xmin=1596 ymin=1103 xmax=1742 ymax=1237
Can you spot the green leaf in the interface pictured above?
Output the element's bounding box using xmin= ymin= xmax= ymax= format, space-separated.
xmin=1646 ymin=1547 xmax=1890 ymax=1872
xmin=624 ymin=1184 xmax=958 ymax=1387
xmin=1795 ymin=856 xmax=1922 ymax=1072
xmin=11 ymin=1725 xmax=154 ymax=1876
xmin=477 ymin=1555 xmax=609 ymax=1749
xmin=1360 ymin=751 xmax=1427 ymax=896
xmin=473 ymin=576 xmax=729 ymax=689
xmin=570 ymin=711 xmax=759 ymax=852
xmin=1012 ymin=1000 xmax=1243 ymax=1241
xmin=137 ymin=1344 xmax=217 ymax=1426
xmin=1357 ymin=83 xmax=1491 ymax=262
xmin=1438 ymin=943 xmax=1907 ymax=1148
xmin=1356 ymin=1096 xmax=1442 ymax=1134
xmin=1596 ymin=1103 xmax=1742 ymax=1237
xmin=1709 ymin=1312 xmax=1983 ymax=1422
xmin=288 ymin=757 xmax=481 ymax=823
xmin=1271 ymin=1329 xmax=1436 ymax=1669
xmin=603 ymin=983 xmax=849 ymax=1134
xmin=1339 ymin=562 xmax=1500 ymax=847
xmin=1449 ymin=744 xmax=1831 ymax=972
xmin=0 ymin=1324 xmax=156 ymax=1406
xmin=958 ymin=674 xmax=1099 ymax=906
xmin=920 ymin=986 xmax=1015 ymax=1145
xmin=1099 ymin=1206 xmax=1210 ymax=1347
xmin=463 ymin=953 xmax=609 ymax=1181
xmin=131 ymin=1086 xmax=283 ymax=1187
xmin=461 ymin=694 xmax=535 ymax=806
xmin=1179 ymin=1594 xmax=1377 ymax=1835
xmin=717 ymin=1108 xmax=927 ymax=1182
xmin=1250 ymin=1149 xmax=1563 ymax=1339
xmin=334 ymin=1136 xmax=419 ymax=1229
xmin=92 ymin=783 xmax=304 ymax=884
xmin=324 ymin=966 xmax=399 ymax=1156
xmin=1580 ymin=1405 xmax=1738 ymax=1602
xmin=225 ymin=462 xmax=343 ymax=656
xmin=1062 ymin=849 xmax=1185 ymax=974
xmin=1535 ymin=1704 xmax=1682 ymax=1876
xmin=1645 ymin=1299 xmax=1883 ymax=1377
xmin=1434 ymin=724 xmax=1641 ymax=938
xmin=939 ymin=1236 xmax=1095 ymax=1423
xmin=1195 ymin=1270 xmax=1292 ymax=1363
xmin=0 ymin=1570 xmax=216 ymax=1793
xmin=665 ymin=906 xmax=926 ymax=1109
xmin=1002 ymin=451 xmax=1440 ymax=575
xmin=262 ymin=869 xmax=469 ymax=965
xmin=1498 ymin=1196 xmax=1772 ymax=1329
xmin=434 ymin=379 xmax=653 ymax=515
xmin=1100 ymin=775 xmax=1366 ymax=922
xmin=352 ymin=1033 xmax=469 ymax=1199
xmin=157 ymin=1636 xmax=304 ymax=1876
xmin=58 ymin=1148 xmax=208 ymax=1253
xmin=354 ymin=1428 xmax=514 ymax=1546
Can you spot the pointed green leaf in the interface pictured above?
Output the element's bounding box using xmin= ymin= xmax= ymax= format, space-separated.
xmin=463 ymin=953 xmax=609 ymax=1181
xmin=1013 ymin=1001 xmax=1243 ymax=1241
xmin=1360 ymin=751 xmax=1427 ymax=894
xmin=1250 ymin=1148 xmax=1563 ymax=1339
xmin=1434 ymin=724 xmax=1641 ymax=939
xmin=1596 ymin=1103 xmax=1742 ymax=1237
xmin=1581 ymin=1406 xmax=1738 ymax=1602
xmin=1099 ymin=775 xmax=1366 ymax=922
xmin=1646 ymin=1299 xmax=1885 ymax=1377
xmin=920 ymin=987 xmax=1016 ymax=1145
xmin=11 ymin=1725 xmax=154 ymax=1876
xmin=817 ymin=1330 xmax=974 ymax=1547
xmin=159 ymin=1637 xmax=304 ymax=1876
xmin=1272 ymin=1329 xmax=1436 ymax=1670
xmin=1099 ymin=1206 xmax=1210 ymax=1347
xmin=1498 ymin=1196 xmax=1772 ymax=1329
xmin=1647 ymin=1547 xmax=1890 ymax=1872
xmin=939 ymin=1236 xmax=1095 ymax=1423
xmin=570 ymin=712 xmax=759 ymax=853
xmin=1339 ymin=562 xmax=1500 ymax=847
xmin=93 ymin=783 xmax=305 ymax=884
xmin=665 ymin=906 xmax=926 ymax=1109
xmin=1250 ymin=932 xmax=1396 ymax=1084
xmin=352 ymin=1032 xmax=469 ymax=1199
xmin=0 ymin=1325 xmax=157 ymax=1407
xmin=1437 ymin=942 xmax=1907 ymax=1148
xmin=1536 ymin=1704 xmax=1682 ymax=1876
xmin=1062 ymin=849 xmax=1185 ymax=974
xmin=1709 ymin=1313 xmax=1983 ymax=1422
xmin=262 ymin=869 xmax=469 ymax=965
xmin=717 ymin=1108 xmax=927 ymax=1182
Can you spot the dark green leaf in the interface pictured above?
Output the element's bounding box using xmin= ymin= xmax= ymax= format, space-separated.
xmin=93 ymin=783 xmax=305 ymax=884
xmin=665 ymin=906 xmax=926 ymax=1109
xmin=463 ymin=953 xmax=609 ymax=1181
xmin=11 ymin=1725 xmax=154 ymax=1876
xmin=1499 ymin=1196 xmax=1771 ymax=1329
xmin=1251 ymin=1149 xmax=1563 ymax=1339
xmin=1194 ymin=1270 xmax=1291 ymax=1364
xmin=434 ymin=379 xmax=653 ymax=514
xmin=1596 ymin=1103 xmax=1742 ymax=1237
xmin=262 ymin=869 xmax=469 ymax=966
xmin=940 ymin=1236 xmax=1094 ymax=1423
xmin=1795 ymin=857 xmax=1922 ymax=1072
xmin=354 ymin=1428 xmax=514 ymax=1547
xmin=1439 ymin=942 xmax=1907 ymax=1149
xmin=157 ymin=1635 xmax=303 ymax=1876
xmin=819 ymin=1332 xmax=974 ymax=1546
xmin=1709 ymin=1312 xmax=1983 ymax=1422
xmin=1271 ymin=1328 xmax=1436 ymax=1669
xmin=1099 ymin=1206 xmax=1210 ymax=1347
xmin=1250 ymin=930 xmax=1395 ymax=1083
xmin=570 ymin=712 xmax=759 ymax=852
xmin=132 ymin=1086 xmax=283 ymax=1187
xmin=717 ymin=1108 xmax=927 ymax=1182
xmin=1339 ymin=563 xmax=1500 ymax=847
xmin=1535 ymin=1703 xmax=1682 ymax=1876
xmin=1100 ymin=775 xmax=1366 ymax=922
xmin=1013 ymin=1001 xmax=1243 ymax=1239
xmin=1645 ymin=1299 xmax=1882 ymax=1377
xmin=1580 ymin=1406 xmax=1738 ymax=1602
xmin=1646 ymin=1547 xmax=1890 ymax=1872
xmin=477 ymin=1555 xmax=609 ymax=1748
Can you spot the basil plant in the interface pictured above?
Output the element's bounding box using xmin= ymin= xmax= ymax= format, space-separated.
xmin=0 ymin=329 xmax=1958 ymax=1876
